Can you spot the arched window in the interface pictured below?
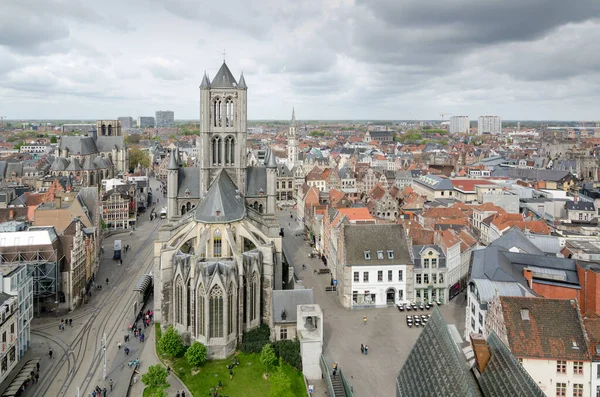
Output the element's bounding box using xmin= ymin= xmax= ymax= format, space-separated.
xmin=181 ymin=205 xmax=187 ymax=215
xmin=225 ymin=136 xmax=235 ymax=166
xmin=101 ymin=124 xmax=106 ymax=135
xmin=212 ymin=137 xmax=222 ymax=165
xmin=250 ymin=272 xmax=259 ymax=321
xmin=108 ymin=125 xmax=113 ymax=136
xmin=228 ymin=286 xmax=234 ymax=336
xmin=213 ymin=229 xmax=222 ymax=257
xmin=175 ymin=276 xmax=184 ymax=324
xmin=225 ymin=97 xmax=235 ymax=127
xmin=209 ymin=285 xmax=224 ymax=338
xmin=197 ymin=284 xmax=205 ymax=337
xmin=187 ymin=279 xmax=191 ymax=326
xmin=213 ymin=98 xmax=223 ymax=127
xmin=258 ymin=204 xmax=264 ymax=214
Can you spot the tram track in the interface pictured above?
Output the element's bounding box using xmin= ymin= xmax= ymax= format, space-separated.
xmin=30 ymin=218 xmax=162 ymax=396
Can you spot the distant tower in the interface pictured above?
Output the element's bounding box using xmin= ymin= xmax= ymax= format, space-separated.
xmin=266 ymin=150 xmax=277 ymax=214
xmin=287 ymin=108 xmax=298 ymax=168
xmin=199 ymin=62 xmax=248 ymax=196
xmin=167 ymin=148 xmax=179 ymax=219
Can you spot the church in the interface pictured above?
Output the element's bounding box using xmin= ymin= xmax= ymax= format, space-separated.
xmin=153 ymin=61 xmax=284 ymax=359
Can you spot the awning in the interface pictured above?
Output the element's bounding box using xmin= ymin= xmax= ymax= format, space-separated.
xmin=133 ymin=274 xmax=153 ymax=293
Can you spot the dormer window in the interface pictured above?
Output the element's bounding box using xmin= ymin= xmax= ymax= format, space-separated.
xmin=377 ymin=251 xmax=384 ymax=260
xmin=364 ymin=251 xmax=371 ymax=260
xmin=281 ymin=309 xmax=287 ymax=321
xmin=387 ymin=250 xmax=394 ymax=259
xmin=520 ymin=309 xmax=529 ymax=321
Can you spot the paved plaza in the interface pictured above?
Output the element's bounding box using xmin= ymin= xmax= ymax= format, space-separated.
xmin=278 ymin=210 xmax=467 ymax=397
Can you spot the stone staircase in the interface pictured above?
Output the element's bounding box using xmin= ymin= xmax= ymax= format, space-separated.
xmin=331 ymin=373 xmax=346 ymax=397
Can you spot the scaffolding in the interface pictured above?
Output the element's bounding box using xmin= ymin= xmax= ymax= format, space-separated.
xmin=0 ymin=248 xmax=61 ymax=315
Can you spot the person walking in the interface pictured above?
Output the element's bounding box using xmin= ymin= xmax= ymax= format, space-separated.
xmin=69 ymin=318 xmax=72 ymax=327
xmin=117 ymin=341 xmax=122 ymax=349
xmin=49 ymin=348 xmax=53 ymax=358
xmin=360 ymin=344 xmax=364 ymax=354
xmin=106 ymin=278 xmax=109 ymax=285
xmin=181 ymin=392 xmax=186 ymax=397
xmin=365 ymin=345 xmax=369 ymax=355
xmin=36 ymin=362 xmax=40 ymax=372
xmin=176 ymin=392 xmax=180 ymax=397
xmin=103 ymin=388 xmax=107 ymax=396
xmin=363 ymin=316 xmax=367 ymax=325
xmin=109 ymin=379 xmax=113 ymax=391
xmin=229 ymin=369 xmax=233 ymax=380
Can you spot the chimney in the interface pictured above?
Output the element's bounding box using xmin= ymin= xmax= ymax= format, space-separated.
xmin=523 ymin=269 xmax=533 ymax=288
xmin=470 ymin=333 xmax=491 ymax=373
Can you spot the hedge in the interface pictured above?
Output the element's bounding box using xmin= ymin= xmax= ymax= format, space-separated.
xmin=272 ymin=339 xmax=302 ymax=371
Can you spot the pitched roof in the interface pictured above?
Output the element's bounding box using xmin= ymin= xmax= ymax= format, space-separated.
xmin=211 ymin=61 xmax=238 ymax=88
xmin=450 ymin=179 xmax=495 ymax=192
xmin=501 ymin=297 xmax=590 ymax=360
xmin=342 ymin=224 xmax=412 ymax=266
xmin=489 ymin=227 xmax=544 ymax=255
xmin=194 ymin=170 xmax=245 ymax=223
xmin=272 ymin=289 xmax=314 ymax=323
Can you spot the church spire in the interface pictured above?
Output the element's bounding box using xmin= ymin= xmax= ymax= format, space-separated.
xmin=200 ymin=71 xmax=211 ymax=89
xmin=291 ymin=107 xmax=296 ymax=126
xmin=238 ymin=72 xmax=247 ymax=89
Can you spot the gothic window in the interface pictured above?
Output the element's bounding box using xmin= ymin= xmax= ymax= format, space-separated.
xmin=108 ymin=125 xmax=112 ymax=136
xmin=187 ymin=279 xmax=191 ymax=326
xmin=225 ymin=136 xmax=235 ymax=166
xmin=212 ymin=137 xmax=222 ymax=165
xmin=214 ymin=229 xmax=222 ymax=257
xmin=228 ymin=286 xmax=234 ymax=335
xmin=250 ymin=272 xmax=259 ymax=321
xmin=175 ymin=276 xmax=184 ymax=325
xmin=225 ymin=97 xmax=235 ymax=127
xmin=209 ymin=285 xmax=224 ymax=338
xmin=197 ymin=284 xmax=205 ymax=337
xmin=101 ymin=124 xmax=106 ymax=135
xmin=213 ymin=98 xmax=222 ymax=127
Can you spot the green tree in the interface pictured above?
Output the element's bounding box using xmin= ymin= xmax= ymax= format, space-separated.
xmin=269 ymin=359 xmax=294 ymax=397
xmin=126 ymin=133 xmax=142 ymax=145
xmin=184 ymin=341 xmax=207 ymax=367
xmin=157 ymin=326 xmax=185 ymax=358
xmin=129 ymin=147 xmax=151 ymax=170
xmin=141 ymin=364 xmax=170 ymax=389
xmin=50 ymin=136 xmax=58 ymax=144
xmin=14 ymin=141 xmax=24 ymax=150
xmin=260 ymin=343 xmax=278 ymax=374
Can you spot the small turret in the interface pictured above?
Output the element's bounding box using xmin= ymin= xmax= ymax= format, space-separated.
xmin=167 ymin=149 xmax=178 ymax=170
xmin=266 ymin=149 xmax=277 ymax=168
xmin=238 ymin=72 xmax=247 ymax=89
xmin=200 ymin=72 xmax=211 ymax=89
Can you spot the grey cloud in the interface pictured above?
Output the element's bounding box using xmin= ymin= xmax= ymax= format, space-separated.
xmin=142 ymin=58 xmax=189 ymax=81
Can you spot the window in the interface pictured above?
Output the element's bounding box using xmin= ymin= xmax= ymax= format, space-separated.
xmin=398 ymin=289 xmax=403 ymax=300
xmin=364 ymin=251 xmax=371 ymax=260
xmin=432 ymin=274 xmax=437 ymax=284
xmin=439 ymin=273 xmax=444 ymax=284
xmin=354 ymin=272 xmax=359 ymax=282
xmin=388 ymin=270 xmax=393 ymax=282
xmin=416 ymin=289 xmax=421 ymax=299
xmin=432 ymin=258 xmax=437 ymax=268
xmin=423 ymin=259 xmax=430 ymax=268
xmin=197 ymin=285 xmax=205 ymax=337
xmin=250 ymin=273 xmax=259 ymax=321
xmin=377 ymin=271 xmax=383 ymax=282
xmin=597 ymin=363 xmax=600 ymax=379
xmin=471 ymin=303 xmax=475 ymax=314
xmin=416 ymin=274 xmax=422 ymax=284
xmin=471 ymin=318 xmax=475 ymax=329
xmin=424 ymin=274 xmax=429 ymax=284
xmin=574 ymin=361 xmax=583 ymax=375
xmin=363 ymin=272 xmax=369 ymax=282
xmin=209 ymin=286 xmax=224 ymax=338
xmin=573 ymin=384 xmax=583 ymax=397
xmin=398 ymin=270 xmax=403 ymax=281
xmin=377 ymin=251 xmax=384 ymax=260
xmin=228 ymin=287 xmax=234 ymax=335
xmin=478 ymin=313 xmax=483 ymax=325
xmin=213 ymin=229 xmax=222 ymax=257
xmin=557 ymin=360 xmax=567 ymax=374
xmin=597 ymin=385 xmax=600 ymax=397
xmin=280 ymin=328 xmax=288 ymax=340
xmin=387 ymin=250 xmax=394 ymax=259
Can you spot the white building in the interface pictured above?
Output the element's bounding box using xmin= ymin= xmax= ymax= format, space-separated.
xmin=0 ymin=293 xmax=18 ymax=384
xmin=339 ymin=224 xmax=413 ymax=308
xmin=449 ymin=116 xmax=470 ymax=134
xmin=411 ymin=245 xmax=448 ymax=304
xmin=19 ymin=144 xmax=52 ymax=155
xmin=478 ymin=116 xmax=502 ymax=135
xmin=0 ymin=265 xmax=32 ymax=358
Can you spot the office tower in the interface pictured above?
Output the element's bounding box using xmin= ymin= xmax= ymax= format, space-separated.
xmin=478 ymin=116 xmax=502 ymax=135
xmin=118 ymin=117 xmax=133 ymax=129
xmin=449 ymin=116 xmax=470 ymax=134
xmin=138 ymin=117 xmax=155 ymax=128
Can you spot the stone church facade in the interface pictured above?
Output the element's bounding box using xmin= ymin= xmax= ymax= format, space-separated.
xmin=154 ymin=62 xmax=283 ymax=359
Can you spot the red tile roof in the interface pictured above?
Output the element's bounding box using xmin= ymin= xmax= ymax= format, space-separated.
xmin=450 ymin=179 xmax=495 ymax=192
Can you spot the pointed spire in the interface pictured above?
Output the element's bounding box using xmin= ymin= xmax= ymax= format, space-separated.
xmin=200 ymin=71 xmax=211 ymax=89
xmin=238 ymin=72 xmax=247 ymax=89
xmin=167 ymin=149 xmax=178 ymax=170
xmin=266 ymin=149 xmax=277 ymax=168
xmin=291 ymin=107 xmax=296 ymax=126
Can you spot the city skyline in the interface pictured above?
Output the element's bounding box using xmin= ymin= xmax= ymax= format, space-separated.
xmin=2 ymin=1 xmax=600 ymax=120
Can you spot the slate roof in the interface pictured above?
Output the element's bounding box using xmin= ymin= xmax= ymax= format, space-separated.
xmin=414 ymin=174 xmax=454 ymax=190
xmin=194 ymin=170 xmax=245 ymax=223
xmin=566 ymin=201 xmax=595 ymax=212
xmin=500 ymin=297 xmax=590 ymax=360
xmin=65 ymin=158 xmax=82 ymax=171
xmin=272 ymin=289 xmax=314 ymax=323
xmin=211 ymin=62 xmax=238 ymax=88
xmin=96 ymin=136 xmax=125 ymax=151
xmin=5 ymin=162 xmax=22 ymax=178
xmin=177 ymin=167 xmax=200 ymax=198
xmin=470 ymin=279 xmax=532 ymax=304
xmin=490 ymin=168 xmax=572 ymax=182
xmin=489 ymin=227 xmax=544 ymax=255
xmin=342 ymin=224 xmax=412 ymax=266
xmin=412 ymin=245 xmax=446 ymax=268
xmin=397 ymin=308 xmax=545 ymax=397
xmin=246 ymin=167 xmax=267 ymax=197
xmin=60 ymin=136 xmax=98 ymax=155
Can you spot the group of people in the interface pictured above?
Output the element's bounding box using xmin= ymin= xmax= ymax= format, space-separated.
xmin=360 ymin=344 xmax=369 ymax=355
xmin=175 ymin=391 xmax=186 ymax=397
xmin=90 ymin=385 xmax=107 ymax=397
xmin=59 ymin=318 xmax=73 ymax=330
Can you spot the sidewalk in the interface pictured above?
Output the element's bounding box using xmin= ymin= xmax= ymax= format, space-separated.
xmin=129 ymin=325 xmax=191 ymax=397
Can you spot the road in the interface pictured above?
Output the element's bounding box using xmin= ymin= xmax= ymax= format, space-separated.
xmin=277 ymin=210 xmax=467 ymax=397
xmin=20 ymin=178 xmax=164 ymax=397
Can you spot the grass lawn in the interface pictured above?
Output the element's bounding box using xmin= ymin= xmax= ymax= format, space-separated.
xmin=155 ymin=325 xmax=305 ymax=397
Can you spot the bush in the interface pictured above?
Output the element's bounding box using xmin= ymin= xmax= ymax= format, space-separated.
xmin=185 ymin=341 xmax=207 ymax=367
xmin=141 ymin=364 xmax=170 ymax=389
xmin=158 ymin=326 xmax=185 ymax=358
xmin=272 ymin=339 xmax=302 ymax=371
xmin=269 ymin=359 xmax=295 ymax=397
xmin=241 ymin=324 xmax=270 ymax=353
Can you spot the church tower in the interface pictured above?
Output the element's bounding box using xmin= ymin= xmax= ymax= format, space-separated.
xmin=287 ymin=108 xmax=298 ymax=168
xmin=199 ymin=62 xmax=248 ymax=196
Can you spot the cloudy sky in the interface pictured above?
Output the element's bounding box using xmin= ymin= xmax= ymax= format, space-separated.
xmin=2 ymin=0 xmax=600 ymax=121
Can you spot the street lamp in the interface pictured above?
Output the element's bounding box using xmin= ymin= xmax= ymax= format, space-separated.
xmin=102 ymin=332 xmax=107 ymax=380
